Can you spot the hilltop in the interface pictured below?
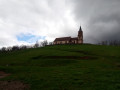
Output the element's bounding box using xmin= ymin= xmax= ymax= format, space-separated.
xmin=0 ymin=44 xmax=120 ymax=90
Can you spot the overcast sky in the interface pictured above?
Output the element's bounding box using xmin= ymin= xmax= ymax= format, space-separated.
xmin=0 ymin=0 xmax=120 ymax=47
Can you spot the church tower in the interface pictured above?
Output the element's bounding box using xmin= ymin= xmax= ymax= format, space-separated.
xmin=78 ymin=26 xmax=83 ymax=44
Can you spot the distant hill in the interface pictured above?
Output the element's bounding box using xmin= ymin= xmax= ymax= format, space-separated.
xmin=0 ymin=44 xmax=120 ymax=90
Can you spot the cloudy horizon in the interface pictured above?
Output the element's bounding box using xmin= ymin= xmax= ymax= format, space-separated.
xmin=0 ymin=0 xmax=120 ymax=48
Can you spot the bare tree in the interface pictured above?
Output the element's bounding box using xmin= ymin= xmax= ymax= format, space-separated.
xmin=98 ymin=40 xmax=120 ymax=46
xmin=6 ymin=46 xmax=12 ymax=52
xmin=1 ymin=47 xmax=6 ymax=52
xmin=34 ymin=41 xmax=40 ymax=48
xmin=101 ymin=41 xmax=108 ymax=45
xmin=12 ymin=46 xmax=19 ymax=51
xmin=49 ymin=42 xmax=53 ymax=45
xmin=20 ymin=45 xmax=27 ymax=50
xmin=41 ymin=40 xmax=48 ymax=47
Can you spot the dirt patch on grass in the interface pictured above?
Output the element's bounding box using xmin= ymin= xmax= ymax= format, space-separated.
xmin=0 ymin=71 xmax=10 ymax=79
xmin=0 ymin=81 xmax=29 ymax=90
xmin=115 ymin=63 xmax=120 ymax=68
xmin=0 ymin=71 xmax=29 ymax=90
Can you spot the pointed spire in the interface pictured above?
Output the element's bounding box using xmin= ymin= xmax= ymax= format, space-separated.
xmin=79 ymin=26 xmax=82 ymax=31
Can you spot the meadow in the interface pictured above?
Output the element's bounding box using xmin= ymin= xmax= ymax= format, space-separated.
xmin=0 ymin=44 xmax=120 ymax=90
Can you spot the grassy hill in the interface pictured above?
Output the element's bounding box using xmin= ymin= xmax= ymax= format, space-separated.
xmin=0 ymin=44 xmax=120 ymax=90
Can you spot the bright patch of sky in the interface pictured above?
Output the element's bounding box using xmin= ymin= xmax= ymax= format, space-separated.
xmin=17 ymin=33 xmax=46 ymax=43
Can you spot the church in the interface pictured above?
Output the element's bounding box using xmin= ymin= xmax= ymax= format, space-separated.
xmin=53 ymin=26 xmax=83 ymax=44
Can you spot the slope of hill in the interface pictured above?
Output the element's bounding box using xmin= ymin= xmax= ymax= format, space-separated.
xmin=0 ymin=44 xmax=120 ymax=90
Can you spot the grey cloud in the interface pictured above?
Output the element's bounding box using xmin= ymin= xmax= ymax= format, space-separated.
xmin=70 ymin=0 xmax=120 ymax=43
xmin=0 ymin=0 xmax=75 ymax=47
xmin=0 ymin=0 xmax=120 ymax=47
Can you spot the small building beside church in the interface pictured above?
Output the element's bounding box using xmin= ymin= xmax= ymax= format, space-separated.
xmin=53 ymin=26 xmax=83 ymax=44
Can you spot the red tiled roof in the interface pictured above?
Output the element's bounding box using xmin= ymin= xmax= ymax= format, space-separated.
xmin=54 ymin=37 xmax=71 ymax=42
xmin=71 ymin=37 xmax=78 ymax=40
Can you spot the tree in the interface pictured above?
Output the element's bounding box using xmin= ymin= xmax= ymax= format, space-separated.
xmin=12 ymin=46 xmax=19 ymax=51
xmin=34 ymin=41 xmax=39 ymax=48
xmin=49 ymin=42 xmax=53 ymax=45
xmin=1 ymin=47 xmax=6 ymax=52
xmin=41 ymin=40 xmax=48 ymax=47
xmin=20 ymin=45 xmax=27 ymax=50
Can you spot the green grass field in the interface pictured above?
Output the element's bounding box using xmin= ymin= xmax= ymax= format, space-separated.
xmin=0 ymin=44 xmax=120 ymax=90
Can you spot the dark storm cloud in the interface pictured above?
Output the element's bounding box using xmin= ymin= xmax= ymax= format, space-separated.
xmin=70 ymin=0 xmax=120 ymax=43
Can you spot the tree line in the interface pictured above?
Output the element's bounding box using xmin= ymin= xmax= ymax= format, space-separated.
xmin=0 ymin=40 xmax=53 ymax=53
xmin=1 ymin=40 xmax=120 ymax=53
xmin=98 ymin=40 xmax=120 ymax=46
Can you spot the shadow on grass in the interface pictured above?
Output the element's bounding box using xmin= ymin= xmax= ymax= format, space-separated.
xmin=32 ymin=55 xmax=97 ymax=60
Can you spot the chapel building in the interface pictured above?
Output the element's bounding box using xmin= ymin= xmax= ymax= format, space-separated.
xmin=53 ymin=26 xmax=83 ymax=44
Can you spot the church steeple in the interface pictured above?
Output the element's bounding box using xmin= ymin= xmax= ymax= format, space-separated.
xmin=78 ymin=25 xmax=83 ymax=44
xmin=79 ymin=26 xmax=82 ymax=31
